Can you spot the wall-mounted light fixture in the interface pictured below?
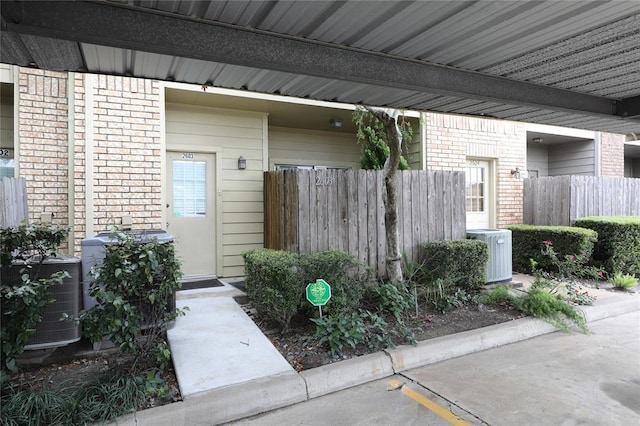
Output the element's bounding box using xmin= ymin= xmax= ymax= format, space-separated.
xmin=238 ymin=156 xmax=246 ymax=170
xmin=511 ymin=167 xmax=521 ymax=179
xmin=330 ymin=118 xmax=343 ymax=128
xmin=532 ymin=137 xmax=544 ymax=144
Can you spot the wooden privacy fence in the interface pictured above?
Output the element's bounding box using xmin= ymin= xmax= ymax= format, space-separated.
xmin=265 ymin=169 xmax=466 ymax=277
xmin=523 ymin=176 xmax=640 ymax=226
xmin=0 ymin=176 xmax=28 ymax=228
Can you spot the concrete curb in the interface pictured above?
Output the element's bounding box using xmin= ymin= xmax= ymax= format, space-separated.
xmin=301 ymin=351 xmax=393 ymax=399
xmin=386 ymin=317 xmax=557 ymax=373
xmin=580 ymin=293 xmax=640 ymax=323
xmin=111 ymin=293 xmax=640 ymax=425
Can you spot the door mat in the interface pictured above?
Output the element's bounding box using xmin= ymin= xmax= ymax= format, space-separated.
xmin=181 ymin=278 xmax=224 ymax=291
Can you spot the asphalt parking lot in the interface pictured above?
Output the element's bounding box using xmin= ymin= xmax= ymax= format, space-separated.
xmin=233 ymin=311 xmax=640 ymax=425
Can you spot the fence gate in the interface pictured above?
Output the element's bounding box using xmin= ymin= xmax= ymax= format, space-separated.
xmin=265 ymin=169 xmax=465 ymax=277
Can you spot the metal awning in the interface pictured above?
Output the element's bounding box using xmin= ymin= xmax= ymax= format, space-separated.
xmin=2 ymin=0 xmax=639 ymax=135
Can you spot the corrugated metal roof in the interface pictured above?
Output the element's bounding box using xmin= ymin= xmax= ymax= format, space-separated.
xmin=2 ymin=0 xmax=640 ymax=134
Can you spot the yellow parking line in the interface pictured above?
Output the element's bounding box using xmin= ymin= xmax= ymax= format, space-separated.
xmin=389 ymin=380 xmax=470 ymax=426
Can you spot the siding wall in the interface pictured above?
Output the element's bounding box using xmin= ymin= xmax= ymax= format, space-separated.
xmin=424 ymin=112 xmax=527 ymax=228
xmin=165 ymin=103 xmax=266 ymax=277
xmin=526 ymin=143 xmax=548 ymax=177
xmin=268 ymin=126 xmax=360 ymax=169
xmin=548 ymin=140 xmax=595 ymax=176
xmin=624 ymin=157 xmax=640 ymax=178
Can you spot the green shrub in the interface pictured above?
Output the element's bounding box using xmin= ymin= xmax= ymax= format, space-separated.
xmin=479 ymin=285 xmax=513 ymax=305
xmin=243 ymin=249 xmax=302 ymax=332
xmin=611 ymin=272 xmax=638 ymax=289
xmin=373 ymin=282 xmax=414 ymax=321
xmin=477 ymin=283 xmax=589 ymax=334
xmin=507 ymin=224 xmax=597 ymax=273
xmin=574 ymin=216 xmax=640 ymax=276
xmin=420 ymin=239 xmax=488 ymax=289
xmin=0 ymin=223 xmax=69 ymax=377
xmin=299 ymin=250 xmax=369 ymax=316
xmin=312 ymin=311 xmax=368 ymax=355
xmin=243 ymin=249 xmax=371 ymax=330
xmin=77 ymin=232 xmax=184 ymax=370
xmin=312 ymin=309 xmax=409 ymax=355
xmin=515 ymin=287 xmax=588 ymax=334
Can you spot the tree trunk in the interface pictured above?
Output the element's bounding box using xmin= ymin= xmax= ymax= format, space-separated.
xmin=366 ymin=107 xmax=403 ymax=284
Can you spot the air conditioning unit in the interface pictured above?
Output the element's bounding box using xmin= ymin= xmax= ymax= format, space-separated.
xmin=1 ymin=255 xmax=82 ymax=350
xmin=467 ymin=229 xmax=512 ymax=283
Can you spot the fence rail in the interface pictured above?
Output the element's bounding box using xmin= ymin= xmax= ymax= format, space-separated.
xmin=523 ymin=176 xmax=640 ymax=226
xmin=0 ymin=176 xmax=28 ymax=228
xmin=265 ymin=170 xmax=466 ymax=277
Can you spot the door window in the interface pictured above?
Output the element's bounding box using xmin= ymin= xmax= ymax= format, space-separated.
xmin=465 ymin=164 xmax=485 ymax=213
xmin=172 ymin=160 xmax=207 ymax=217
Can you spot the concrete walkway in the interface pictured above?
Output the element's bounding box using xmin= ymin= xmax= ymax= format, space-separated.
xmin=111 ymin=275 xmax=640 ymax=426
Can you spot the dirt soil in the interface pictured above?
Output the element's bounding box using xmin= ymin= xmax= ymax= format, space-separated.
xmin=236 ymin=294 xmax=526 ymax=371
xmin=6 ymin=291 xmax=524 ymax=410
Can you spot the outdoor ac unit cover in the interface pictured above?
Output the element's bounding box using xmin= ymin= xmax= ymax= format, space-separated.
xmin=466 ymin=229 xmax=512 ymax=283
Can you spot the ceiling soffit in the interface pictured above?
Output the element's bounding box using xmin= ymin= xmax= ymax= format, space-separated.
xmin=1 ymin=0 xmax=639 ymax=134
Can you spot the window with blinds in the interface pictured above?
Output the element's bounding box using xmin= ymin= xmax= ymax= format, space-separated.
xmin=172 ymin=160 xmax=206 ymax=217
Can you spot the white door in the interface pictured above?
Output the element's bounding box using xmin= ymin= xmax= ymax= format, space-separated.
xmin=465 ymin=159 xmax=491 ymax=229
xmin=166 ymin=152 xmax=216 ymax=277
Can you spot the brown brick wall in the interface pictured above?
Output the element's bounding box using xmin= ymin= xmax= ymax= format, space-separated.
xmin=600 ymin=132 xmax=625 ymax=177
xmin=425 ymin=113 xmax=527 ymax=228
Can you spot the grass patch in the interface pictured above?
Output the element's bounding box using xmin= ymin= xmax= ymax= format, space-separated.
xmin=0 ymin=368 xmax=164 ymax=426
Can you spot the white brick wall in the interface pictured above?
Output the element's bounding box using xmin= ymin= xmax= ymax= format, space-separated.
xmin=600 ymin=132 xmax=624 ymax=177
xmin=18 ymin=69 xmax=70 ymax=224
xmin=18 ymin=69 xmax=162 ymax=255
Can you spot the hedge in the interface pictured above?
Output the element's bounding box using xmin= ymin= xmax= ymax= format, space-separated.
xmin=242 ymin=249 xmax=370 ymax=330
xmin=242 ymin=249 xmax=302 ymax=332
xmin=507 ymin=224 xmax=597 ymax=273
xmin=298 ymin=250 xmax=369 ymax=317
xmin=574 ymin=216 xmax=640 ymax=277
xmin=421 ymin=239 xmax=488 ymax=289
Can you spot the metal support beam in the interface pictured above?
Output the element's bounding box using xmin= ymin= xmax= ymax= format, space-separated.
xmin=0 ymin=0 xmax=624 ymax=119
xmin=617 ymin=96 xmax=640 ymax=119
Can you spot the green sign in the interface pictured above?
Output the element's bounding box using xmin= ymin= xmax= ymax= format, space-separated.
xmin=306 ymin=279 xmax=331 ymax=306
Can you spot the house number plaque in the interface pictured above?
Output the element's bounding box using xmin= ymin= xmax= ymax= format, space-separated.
xmin=315 ymin=176 xmax=334 ymax=186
